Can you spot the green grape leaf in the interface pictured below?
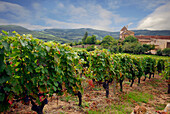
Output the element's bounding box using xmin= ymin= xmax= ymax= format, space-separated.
xmin=54 ymin=82 xmax=58 ymax=87
xmin=2 ymin=41 xmax=10 ymax=51
xmin=46 ymin=46 xmax=50 ymax=52
xmin=2 ymin=30 xmax=8 ymax=35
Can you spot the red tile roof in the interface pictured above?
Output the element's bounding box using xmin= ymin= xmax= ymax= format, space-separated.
xmin=120 ymin=26 xmax=127 ymax=31
xmin=135 ymin=35 xmax=170 ymax=40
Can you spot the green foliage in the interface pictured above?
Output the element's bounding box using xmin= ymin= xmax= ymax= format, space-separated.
xmin=101 ymin=35 xmax=115 ymax=49
xmin=115 ymin=54 xmax=134 ymax=80
xmin=82 ymin=32 xmax=88 ymax=43
xmin=162 ymin=48 xmax=170 ymax=56
xmin=0 ymin=31 xmax=83 ymax=112
xmin=86 ymin=45 xmax=95 ymax=52
xmin=0 ymin=31 xmax=169 ymax=112
xmin=133 ymin=43 xmax=145 ymax=54
xmin=156 ymin=49 xmax=162 ymax=56
xmin=87 ymin=49 xmax=115 ymax=82
xmin=143 ymin=44 xmax=155 ymax=52
xmin=121 ymin=53 xmax=169 ymax=60
xmin=161 ymin=61 xmax=170 ymax=80
xmin=95 ymin=39 xmax=101 ymax=45
xmin=122 ymin=42 xmax=155 ymax=54
xmin=142 ymin=57 xmax=155 ymax=74
xmin=122 ymin=42 xmax=144 ymax=54
xmin=133 ymin=58 xmax=143 ymax=78
xmin=121 ymin=36 xmax=155 ymax=54
xmin=123 ymin=35 xmax=138 ymax=43
xmin=78 ymin=41 xmax=82 ymax=45
xmin=0 ymin=34 xmax=13 ymax=112
xmin=157 ymin=59 xmax=165 ymax=73
xmin=85 ymin=35 xmax=96 ymax=44
xmin=109 ymin=45 xmax=118 ymax=53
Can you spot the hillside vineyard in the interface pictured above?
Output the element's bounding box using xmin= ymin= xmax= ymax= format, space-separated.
xmin=0 ymin=31 xmax=169 ymax=114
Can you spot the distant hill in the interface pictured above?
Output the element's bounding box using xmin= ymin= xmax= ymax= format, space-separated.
xmin=41 ymin=28 xmax=170 ymax=41
xmin=0 ymin=25 xmax=32 ymax=34
xmin=42 ymin=28 xmax=119 ymax=41
xmin=0 ymin=25 xmax=69 ymax=43
xmin=1 ymin=25 xmax=170 ymax=43
xmin=133 ymin=30 xmax=170 ymax=36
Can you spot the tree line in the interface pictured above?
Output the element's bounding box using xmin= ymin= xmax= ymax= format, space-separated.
xmin=68 ymin=32 xmax=170 ymax=56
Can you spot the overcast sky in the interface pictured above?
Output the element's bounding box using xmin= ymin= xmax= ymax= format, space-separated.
xmin=0 ymin=0 xmax=170 ymax=31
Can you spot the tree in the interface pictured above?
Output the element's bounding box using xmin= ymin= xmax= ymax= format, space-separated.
xmin=156 ymin=49 xmax=162 ymax=56
xmin=101 ymin=35 xmax=115 ymax=49
xmin=86 ymin=45 xmax=95 ymax=51
xmin=78 ymin=41 xmax=82 ymax=45
xmin=91 ymin=35 xmax=97 ymax=44
xmin=95 ymin=40 xmax=101 ymax=45
xmin=70 ymin=42 xmax=73 ymax=46
xmin=122 ymin=42 xmax=144 ymax=54
xmin=118 ymin=45 xmax=123 ymax=53
xmin=143 ymin=44 xmax=155 ymax=52
xmin=133 ymin=43 xmax=144 ymax=54
xmin=109 ymin=45 xmax=118 ymax=53
xmin=123 ymin=35 xmax=138 ymax=43
xmin=122 ymin=42 xmax=136 ymax=53
xmin=162 ymin=48 xmax=170 ymax=56
xmin=73 ymin=41 xmax=78 ymax=46
xmin=85 ymin=35 xmax=96 ymax=44
xmin=82 ymin=32 xmax=88 ymax=44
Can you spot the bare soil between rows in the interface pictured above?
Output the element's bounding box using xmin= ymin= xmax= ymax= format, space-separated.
xmin=4 ymin=74 xmax=169 ymax=114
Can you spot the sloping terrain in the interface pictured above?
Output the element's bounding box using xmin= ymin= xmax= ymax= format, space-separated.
xmin=1 ymin=25 xmax=170 ymax=42
xmin=0 ymin=25 xmax=69 ymax=43
xmin=42 ymin=28 xmax=119 ymax=41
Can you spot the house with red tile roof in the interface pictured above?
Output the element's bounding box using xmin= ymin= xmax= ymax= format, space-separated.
xmin=120 ymin=26 xmax=170 ymax=54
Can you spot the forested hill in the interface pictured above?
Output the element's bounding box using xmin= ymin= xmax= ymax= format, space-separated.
xmin=1 ymin=25 xmax=170 ymax=43
xmin=0 ymin=25 xmax=69 ymax=43
xmin=133 ymin=30 xmax=170 ymax=36
xmin=40 ymin=28 xmax=170 ymax=41
xmin=42 ymin=28 xmax=119 ymax=41
xmin=0 ymin=25 xmax=32 ymax=34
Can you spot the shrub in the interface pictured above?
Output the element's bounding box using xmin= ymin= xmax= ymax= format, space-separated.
xmin=162 ymin=48 xmax=170 ymax=56
xmin=156 ymin=49 xmax=162 ymax=56
xmin=86 ymin=45 xmax=95 ymax=51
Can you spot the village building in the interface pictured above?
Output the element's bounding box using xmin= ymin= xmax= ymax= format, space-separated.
xmin=120 ymin=26 xmax=134 ymax=41
xmin=120 ymin=26 xmax=170 ymax=54
xmin=135 ymin=36 xmax=170 ymax=49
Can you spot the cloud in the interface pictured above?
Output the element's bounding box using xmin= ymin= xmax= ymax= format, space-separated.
xmin=140 ymin=0 xmax=169 ymax=10
xmin=0 ymin=1 xmax=128 ymax=31
xmin=137 ymin=2 xmax=170 ymax=30
xmin=54 ymin=3 xmax=128 ymax=31
xmin=42 ymin=18 xmax=113 ymax=31
xmin=40 ymin=2 xmax=128 ymax=31
xmin=128 ymin=22 xmax=133 ymax=26
xmin=107 ymin=0 xmax=120 ymax=9
xmin=0 ymin=1 xmax=31 ymax=22
xmin=122 ymin=0 xmax=169 ymax=10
